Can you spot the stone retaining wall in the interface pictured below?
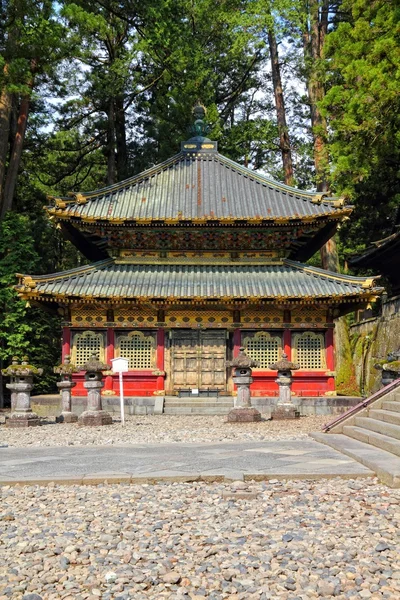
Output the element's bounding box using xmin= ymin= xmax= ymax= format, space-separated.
xmin=349 ymin=295 xmax=400 ymax=395
xmin=31 ymin=394 xmax=361 ymax=418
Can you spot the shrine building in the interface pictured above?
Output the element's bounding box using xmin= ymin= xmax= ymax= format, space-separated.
xmin=17 ymin=113 xmax=382 ymax=399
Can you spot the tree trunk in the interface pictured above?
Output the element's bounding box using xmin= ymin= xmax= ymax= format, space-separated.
xmin=1 ymin=94 xmax=30 ymax=218
xmin=303 ymin=0 xmax=339 ymax=271
xmin=115 ymin=95 xmax=128 ymax=181
xmin=106 ymin=99 xmax=116 ymax=185
xmin=267 ymin=25 xmax=294 ymax=186
xmin=0 ymin=82 xmax=12 ymax=215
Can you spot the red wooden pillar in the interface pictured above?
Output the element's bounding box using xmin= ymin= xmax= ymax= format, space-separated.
xmin=233 ymin=328 xmax=241 ymax=357
xmin=156 ymin=329 xmax=165 ymax=392
xmin=326 ymin=327 xmax=335 ymax=392
xmin=62 ymin=327 xmax=71 ymax=360
xmin=105 ymin=328 xmax=115 ymax=392
xmin=325 ymin=328 xmax=334 ymax=371
xmin=283 ymin=309 xmax=291 ymax=359
xmin=283 ymin=329 xmax=291 ymax=359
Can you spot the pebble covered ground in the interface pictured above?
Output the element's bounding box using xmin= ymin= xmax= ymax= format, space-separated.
xmin=0 ymin=478 xmax=399 ymax=600
xmin=0 ymin=415 xmax=329 ymax=447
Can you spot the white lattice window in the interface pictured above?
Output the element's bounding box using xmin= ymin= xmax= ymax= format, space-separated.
xmin=71 ymin=331 xmax=105 ymax=367
xmin=293 ymin=331 xmax=326 ymax=369
xmin=243 ymin=332 xmax=282 ymax=369
xmin=116 ymin=331 xmax=156 ymax=369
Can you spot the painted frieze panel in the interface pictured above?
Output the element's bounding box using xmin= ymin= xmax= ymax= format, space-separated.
xmin=90 ymin=226 xmax=309 ymax=251
xmin=114 ymin=307 xmax=157 ymax=327
xmin=165 ymin=310 xmax=232 ymax=327
xmin=241 ymin=308 xmax=283 ymax=327
xmin=71 ymin=306 xmax=107 ymax=327
xmin=291 ymin=306 xmax=326 ymax=324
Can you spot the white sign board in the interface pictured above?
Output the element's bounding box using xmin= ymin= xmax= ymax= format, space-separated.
xmin=111 ymin=357 xmax=129 ymax=426
xmin=111 ymin=357 xmax=129 ymax=373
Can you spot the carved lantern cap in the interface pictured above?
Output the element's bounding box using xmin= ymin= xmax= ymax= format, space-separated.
xmin=1 ymin=355 xmax=43 ymax=377
xmin=227 ymin=347 xmax=259 ymax=369
xmin=374 ymin=349 xmax=400 ymax=373
xmin=269 ymin=352 xmax=300 ymax=372
xmin=78 ymin=353 xmax=111 ymax=373
xmin=54 ymin=355 xmax=76 ymax=375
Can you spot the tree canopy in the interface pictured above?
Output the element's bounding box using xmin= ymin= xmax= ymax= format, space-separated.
xmin=0 ymin=0 xmax=399 ymax=400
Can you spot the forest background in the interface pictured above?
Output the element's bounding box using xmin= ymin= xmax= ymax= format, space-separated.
xmin=0 ymin=0 xmax=399 ymax=401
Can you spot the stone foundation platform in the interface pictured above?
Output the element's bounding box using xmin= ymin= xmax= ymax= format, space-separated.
xmin=227 ymin=408 xmax=262 ymax=423
xmin=78 ymin=410 xmax=113 ymax=427
xmin=57 ymin=412 xmax=78 ymax=424
xmin=271 ymin=404 xmax=300 ymax=420
xmin=7 ymin=412 xmax=40 ymax=428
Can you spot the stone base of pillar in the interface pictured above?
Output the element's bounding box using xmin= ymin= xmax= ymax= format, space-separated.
xmin=272 ymin=404 xmax=300 ymax=420
xmin=227 ymin=407 xmax=262 ymax=423
xmin=78 ymin=410 xmax=113 ymax=427
xmin=57 ymin=412 xmax=78 ymax=424
xmin=7 ymin=412 xmax=40 ymax=428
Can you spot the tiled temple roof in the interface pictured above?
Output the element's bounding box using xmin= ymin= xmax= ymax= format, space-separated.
xmin=47 ymin=150 xmax=351 ymax=225
xmin=17 ymin=259 xmax=381 ymax=303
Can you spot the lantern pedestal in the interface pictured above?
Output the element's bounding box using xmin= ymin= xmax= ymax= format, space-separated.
xmin=7 ymin=382 xmax=40 ymax=428
xmin=227 ymin=348 xmax=261 ymax=423
xmin=269 ymin=353 xmax=300 ymax=420
xmin=57 ymin=380 xmax=78 ymax=423
xmin=55 ymin=355 xmax=78 ymax=423
xmin=78 ymin=355 xmax=113 ymax=426
xmin=3 ymin=357 xmax=42 ymax=428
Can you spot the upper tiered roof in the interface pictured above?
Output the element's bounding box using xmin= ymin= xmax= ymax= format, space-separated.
xmin=47 ymin=146 xmax=350 ymax=225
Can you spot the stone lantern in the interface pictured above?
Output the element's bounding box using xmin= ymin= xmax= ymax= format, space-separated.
xmin=54 ymin=355 xmax=78 ymax=423
xmin=374 ymin=349 xmax=400 ymax=388
xmin=78 ymin=353 xmax=113 ymax=426
xmin=269 ymin=352 xmax=300 ymax=419
xmin=227 ymin=347 xmax=261 ymax=422
xmin=2 ymin=356 xmax=43 ymax=427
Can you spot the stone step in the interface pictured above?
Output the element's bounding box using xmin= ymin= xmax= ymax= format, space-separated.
xmin=354 ymin=416 xmax=400 ymax=441
xmin=382 ymin=400 xmax=400 ymax=413
xmin=343 ymin=425 xmax=400 ymax=458
xmin=310 ymin=432 xmax=400 ymax=487
xmin=369 ymin=409 xmax=400 ymax=426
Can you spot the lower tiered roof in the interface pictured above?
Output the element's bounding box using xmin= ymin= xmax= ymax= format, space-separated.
xmin=16 ymin=259 xmax=382 ymax=305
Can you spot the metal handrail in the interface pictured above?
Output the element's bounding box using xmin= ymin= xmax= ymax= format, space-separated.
xmin=323 ymin=378 xmax=400 ymax=432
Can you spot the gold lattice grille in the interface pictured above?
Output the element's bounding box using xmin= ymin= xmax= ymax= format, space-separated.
xmin=114 ymin=307 xmax=157 ymax=326
xmin=165 ymin=310 xmax=232 ymax=326
xmin=115 ymin=331 xmax=156 ymax=369
xmin=292 ymin=332 xmax=326 ymax=369
xmin=292 ymin=307 xmax=326 ymax=324
xmin=243 ymin=332 xmax=282 ymax=369
xmin=242 ymin=309 xmax=283 ymax=324
xmin=71 ymin=331 xmax=105 ymax=366
xmin=71 ymin=306 xmax=107 ymax=326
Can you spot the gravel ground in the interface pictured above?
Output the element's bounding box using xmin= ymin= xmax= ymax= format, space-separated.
xmin=0 ymin=478 xmax=399 ymax=600
xmin=0 ymin=415 xmax=329 ymax=448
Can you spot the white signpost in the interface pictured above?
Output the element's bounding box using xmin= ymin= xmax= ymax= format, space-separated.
xmin=111 ymin=357 xmax=129 ymax=426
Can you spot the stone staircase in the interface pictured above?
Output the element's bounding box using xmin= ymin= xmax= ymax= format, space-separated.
xmin=312 ymin=379 xmax=400 ymax=487
xmin=163 ymin=396 xmax=234 ymax=415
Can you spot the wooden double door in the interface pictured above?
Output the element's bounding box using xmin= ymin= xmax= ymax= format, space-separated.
xmin=171 ymin=330 xmax=227 ymax=392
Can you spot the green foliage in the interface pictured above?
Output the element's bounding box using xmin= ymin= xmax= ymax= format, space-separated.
xmin=0 ymin=213 xmax=60 ymax=401
xmin=322 ymin=0 xmax=400 ymax=252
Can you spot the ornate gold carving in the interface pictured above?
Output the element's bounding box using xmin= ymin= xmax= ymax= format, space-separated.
xmin=165 ymin=310 xmax=232 ymax=327
xmin=243 ymin=332 xmax=283 ymax=369
xmin=71 ymin=306 xmax=107 ymax=327
xmin=71 ymin=331 xmax=106 ymax=366
xmin=115 ymin=330 xmax=156 ymax=369
xmin=292 ymin=331 xmax=327 ymax=370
